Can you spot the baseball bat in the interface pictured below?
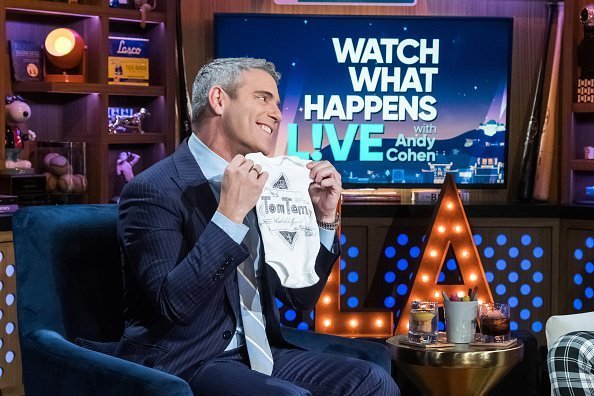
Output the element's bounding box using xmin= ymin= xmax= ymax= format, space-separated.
xmin=175 ymin=0 xmax=193 ymax=141
xmin=533 ymin=2 xmax=564 ymax=201
xmin=517 ymin=2 xmax=556 ymax=201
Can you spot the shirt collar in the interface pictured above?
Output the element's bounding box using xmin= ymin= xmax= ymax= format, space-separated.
xmin=188 ymin=133 xmax=228 ymax=181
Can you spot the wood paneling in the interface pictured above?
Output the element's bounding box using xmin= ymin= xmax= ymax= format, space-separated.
xmin=0 ymin=232 xmax=22 ymax=394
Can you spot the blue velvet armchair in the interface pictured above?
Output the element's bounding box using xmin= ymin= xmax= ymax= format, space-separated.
xmin=13 ymin=204 xmax=391 ymax=395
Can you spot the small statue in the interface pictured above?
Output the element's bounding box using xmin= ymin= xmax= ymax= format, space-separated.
xmin=5 ymin=95 xmax=37 ymax=171
xmin=116 ymin=151 xmax=140 ymax=184
xmin=108 ymin=108 xmax=151 ymax=134
xmin=134 ymin=0 xmax=157 ymax=28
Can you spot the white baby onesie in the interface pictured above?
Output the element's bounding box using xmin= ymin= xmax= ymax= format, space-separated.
xmin=245 ymin=153 xmax=320 ymax=288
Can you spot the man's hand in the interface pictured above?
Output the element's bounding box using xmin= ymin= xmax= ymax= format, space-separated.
xmin=218 ymin=155 xmax=268 ymax=223
xmin=306 ymin=161 xmax=342 ymax=222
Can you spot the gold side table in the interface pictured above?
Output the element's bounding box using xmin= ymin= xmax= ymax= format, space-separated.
xmin=387 ymin=335 xmax=524 ymax=396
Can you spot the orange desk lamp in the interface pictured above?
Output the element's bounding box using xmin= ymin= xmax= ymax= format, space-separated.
xmin=43 ymin=28 xmax=87 ymax=83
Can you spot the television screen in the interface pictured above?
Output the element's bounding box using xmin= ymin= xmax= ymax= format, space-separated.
xmin=214 ymin=14 xmax=513 ymax=188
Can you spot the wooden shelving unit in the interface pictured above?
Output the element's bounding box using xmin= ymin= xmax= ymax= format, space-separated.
xmin=561 ymin=1 xmax=594 ymax=204
xmin=1 ymin=0 xmax=178 ymax=203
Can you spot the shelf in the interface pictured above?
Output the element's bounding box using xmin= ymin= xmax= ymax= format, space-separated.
xmin=104 ymin=133 xmax=166 ymax=144
xmin=12 ymin=81 xmax=104 ymax=95
xmin=573 ymin=103 xmax=594 ymax=113
xmin=5 ymin=0 xmax=102 ymax=17
xmin=12 ymin=82 xmax=165 ymax=96
xmin=570 ymin=160 xmax=594 ymax=172
xmin=107 ymin=8 xmax=166 ymax=24
xmin=5 ymin=1 xmax=165 ymax=24
xmin=107 ymin=85 xmax=165 ymax=96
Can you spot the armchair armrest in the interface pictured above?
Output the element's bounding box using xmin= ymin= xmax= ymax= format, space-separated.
xmin=281 ymin=327 xmax=391 ymax=373
xmin=21 ymin=329 xmax=192 ymax=396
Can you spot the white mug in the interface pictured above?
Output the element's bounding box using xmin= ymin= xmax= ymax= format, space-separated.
xmin=444 ymin=300 xmax=478 ymax=343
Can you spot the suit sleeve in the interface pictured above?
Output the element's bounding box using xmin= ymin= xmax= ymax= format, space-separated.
xmin=119 ymin=177 xmax=249 ymax=326
xmin=273 ymin=239 xmax=340 ymax=310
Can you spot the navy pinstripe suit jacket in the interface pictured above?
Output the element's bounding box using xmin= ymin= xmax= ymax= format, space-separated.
xmin=114 ymin=139 xmax=339 ymax=383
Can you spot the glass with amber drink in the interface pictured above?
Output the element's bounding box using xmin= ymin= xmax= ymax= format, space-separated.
xmin=478 ymin=302 xmax=511 ymax=342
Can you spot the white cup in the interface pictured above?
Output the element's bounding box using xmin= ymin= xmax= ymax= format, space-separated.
xmin=443 ymin=300 xmax=478 ymax=343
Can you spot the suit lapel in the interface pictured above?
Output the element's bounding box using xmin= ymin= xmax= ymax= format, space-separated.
xmin=171 ymin=139 xmax=218 ymax=226
xmin=171 ymin=139 xmax=241 ymax=321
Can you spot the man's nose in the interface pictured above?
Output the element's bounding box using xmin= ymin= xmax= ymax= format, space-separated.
xmin=270 ymin=104 xmax=282 ymax=122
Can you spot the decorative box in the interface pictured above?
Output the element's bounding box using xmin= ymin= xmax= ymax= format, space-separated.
xmin=108 ymin=36 xmax=149 ymax=86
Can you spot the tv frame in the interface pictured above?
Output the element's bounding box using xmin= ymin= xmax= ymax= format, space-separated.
xmin=214 ymin=13 xmax=513 ymax=190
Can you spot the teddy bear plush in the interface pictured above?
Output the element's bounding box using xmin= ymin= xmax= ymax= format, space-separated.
xmin=5 ymin=95 xmax=36 ymax=169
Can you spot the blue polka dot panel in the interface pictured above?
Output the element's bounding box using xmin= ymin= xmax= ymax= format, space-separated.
xmin=277 ymin=217 xmax=557 ymax=345
xmin=565 ymin=229 xmax=594 ymax=314
xmin=312 ymin=223 xmax=553 ymax=345
xmin=338 ymin=227 xmax=369 ymax=312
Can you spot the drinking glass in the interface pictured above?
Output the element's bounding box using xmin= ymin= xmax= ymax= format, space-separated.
xmin=408 ymin=301 xmax=438 ymax=343
xmin=479 ymin=302 xmax=511 ymax=342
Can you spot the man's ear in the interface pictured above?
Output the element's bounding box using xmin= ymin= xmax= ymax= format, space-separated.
xmin=208 ymin=86 xmax=225 ymax=116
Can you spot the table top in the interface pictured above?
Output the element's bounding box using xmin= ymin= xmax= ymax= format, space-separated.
xmin=387 ymin=334 xmax=524 ymax=369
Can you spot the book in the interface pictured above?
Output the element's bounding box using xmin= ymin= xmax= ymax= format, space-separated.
xmin=9 ymin=40 xmax=42 ymax=82
xmin=108 ymin=36 xmax=149 ymax=86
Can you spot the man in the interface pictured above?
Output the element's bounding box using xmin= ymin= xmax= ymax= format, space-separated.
xmin=548 ymin=331 xmax=594 ymax=395
xmin=115 ymin=57 xmax=399 ymax=395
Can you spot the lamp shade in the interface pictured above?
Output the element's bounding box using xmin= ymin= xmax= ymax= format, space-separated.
xmin=44 ymin=28 xmax=85 ymax=70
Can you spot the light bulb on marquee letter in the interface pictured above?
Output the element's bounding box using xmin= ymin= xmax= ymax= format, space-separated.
xmin=315 ymin=203 xmax=393 ymax=338
xmin=395 ymin=174 xmax=494 ymax=335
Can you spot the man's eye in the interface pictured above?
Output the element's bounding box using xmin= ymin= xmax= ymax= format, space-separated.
xmin=257 ymin=96 xmax=267 ymax=101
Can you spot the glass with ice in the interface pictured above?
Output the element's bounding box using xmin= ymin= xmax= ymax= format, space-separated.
xmin=408 ymin=301 xmax=438 ymax=343
xmin=479 ymin=302 xmax=511 ymax=342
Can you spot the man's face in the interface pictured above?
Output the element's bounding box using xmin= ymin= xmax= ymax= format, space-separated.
xmin=220 ymin=69 xmax=282 ymax=156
